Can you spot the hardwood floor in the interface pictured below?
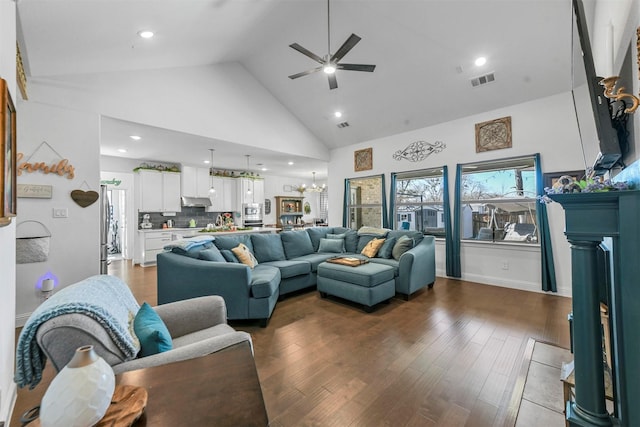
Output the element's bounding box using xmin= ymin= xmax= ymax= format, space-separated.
xmin=108 ymin=260 xmax=572 ymax=426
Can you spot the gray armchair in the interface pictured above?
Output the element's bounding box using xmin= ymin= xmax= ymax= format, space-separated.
xmin=36 ymin=295 xmax=252 ymax=375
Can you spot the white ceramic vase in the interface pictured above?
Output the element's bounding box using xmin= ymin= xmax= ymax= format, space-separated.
xmin=40 ymin=345 xmax=115 ymax=427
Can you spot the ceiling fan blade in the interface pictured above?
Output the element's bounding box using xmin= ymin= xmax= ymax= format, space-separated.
xmin=328 ymin=74 xmax=338 ymax=90
xmin=337 ymin=64 xmax=376 ymax=72
xmin=288 ymin=67 xmax=323 ymax=79
xmin=289 ymin=43 xmax=325 ymax=64
xmin=330 ymin=33 xmax=361 ymax=62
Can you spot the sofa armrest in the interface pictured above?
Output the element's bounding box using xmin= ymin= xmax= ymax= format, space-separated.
xmin=397 ymin=235 xmax=436 ymax=295
xmin=155 ymin=295 xmax=227 ymax=338
xmin=157 ymin=252 xmax=253 ymax=318
xmin=111 ymin=331 xmax=253 ymax=374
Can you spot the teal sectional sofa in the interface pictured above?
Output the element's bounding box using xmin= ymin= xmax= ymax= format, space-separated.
xmin=156 ymin=227 xmax=435 ymax=326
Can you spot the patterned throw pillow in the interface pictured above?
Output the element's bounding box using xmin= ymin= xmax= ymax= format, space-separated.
xmin=361 ymin=238 xmax=386 ymax=258
xmin=232 ymin=243 xmax=259 ymax=268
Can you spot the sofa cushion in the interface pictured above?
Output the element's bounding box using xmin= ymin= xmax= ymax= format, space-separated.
xmin=357 ymin=226 xmax=390 ymax=237
xmin=214 ymin=235 xmax=254 ymax=252
xmin=290 ymin=253 xmax=338 ymax=272
xmin=198 ymin=246 xmax=226 ymax=262
xmin=388 ymin=230 xmax=424 ymax=246
xmin=318 ymin=237 xmax=344 ymax=253
xmin=134 ymin=302 xmax=173 ymax=357
xmin=261 ymin=260 xmax=311 ymax=279
xmin=368 ymin=258 xmax=400 ymax=276
xmin=232 ymin=243 xmax=258 ymax=268
xmin=377 ymin=236 xmax=396 ymax=259
xmin=250 ymin=233 xmax=286 ymax=263
xmin=280 ymin=230 xmax=315 ymax=259
xmin=333 ymin=227 xmax=358 ymax=253
xmin=250 ymin=265 xmax=281 ymax=298
xmin=392 ymin=235 xmax=414 ymax=260
xmin=220 ymin=249 xmax=239 ymax=263
xmin=361 ymin=238 xmax=386 ymax=257
xmin=306 ymin=227 xmax=334 ymax=251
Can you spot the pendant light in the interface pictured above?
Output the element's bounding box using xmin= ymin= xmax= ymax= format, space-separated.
xmin=208 ymin=149 xmax=216 ymax=195
xmin=309 ymin=171 xmax=326 ymax=192
xmin=245 ymin=155 xmax=252 ymax=196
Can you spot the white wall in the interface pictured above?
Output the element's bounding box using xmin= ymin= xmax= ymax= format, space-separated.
xmin=28 ymin=62 xmax=329 ymax=161
xmin=328 ymin=92 xmax=584 ymax=296
xmin=0 ymin=0 xmax=17 ymax=423
xmin=15 ymin=102 xmax=101 ymax=325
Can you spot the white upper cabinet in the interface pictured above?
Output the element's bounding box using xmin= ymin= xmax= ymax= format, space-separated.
xmin=181 ymin=166 xmax=211 ymax=198
xmin=238 ymin=178 xmax=265 ymax=205
xmin=136 ymin=170 xmax=182 ymax=212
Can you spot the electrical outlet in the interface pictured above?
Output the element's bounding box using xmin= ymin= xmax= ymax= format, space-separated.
xmin=53 ymin=208 xmax=68 ymax=218
xmin=502 ymin=261 xmax=509 ymax=270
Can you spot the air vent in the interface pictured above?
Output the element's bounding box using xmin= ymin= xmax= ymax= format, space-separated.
xmin=337 ymin=121 xmax=350 ymax=128
xmin=470 ymin=72 xmax=496 ymax=87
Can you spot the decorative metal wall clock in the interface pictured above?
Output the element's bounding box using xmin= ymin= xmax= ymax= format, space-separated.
xmin=393 ymin=140 xmax=446 ymax=162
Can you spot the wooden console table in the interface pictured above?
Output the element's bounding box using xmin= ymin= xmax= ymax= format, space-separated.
xmin=550 ymin=191 xmax=640 ymax=426
xmin=12 ymin=341 xmax=268 ymax=427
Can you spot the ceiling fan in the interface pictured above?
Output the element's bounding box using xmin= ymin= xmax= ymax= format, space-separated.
xmin=288 ymin=0 xmax=376 ymax=90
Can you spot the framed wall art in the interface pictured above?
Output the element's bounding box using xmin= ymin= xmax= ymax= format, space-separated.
xmin=354 ymin=147 xmax=373 ymax=172
xmin=475 ymin=116 xmax=512 ymax=153
xmin=0 ymin=78 xmax=17 ymax=226
xmin=543 ymin=170 xmax=585 ymax=190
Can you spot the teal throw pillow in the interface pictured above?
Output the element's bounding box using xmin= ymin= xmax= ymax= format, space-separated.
xmin=199 ymin=247 xmax=226 ymax=262
xmin=134 ymin=302 xmax=173 ymax=357
xmin=392 ymin=235 xmax=414 ymax=260
xmin=220 ymin=249 xmax=239 ymax=263
xmin=318 ymin=237 xmax=344 ymax=253
xmin=377 ymin=236 xmax=396 ymax=259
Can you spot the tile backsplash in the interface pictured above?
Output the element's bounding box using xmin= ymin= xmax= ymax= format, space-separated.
xmin=138 ymin=207 xmax=238 ymax=229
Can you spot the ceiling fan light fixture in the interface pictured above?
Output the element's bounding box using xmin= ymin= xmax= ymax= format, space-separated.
xmin=323 ymin=63 xmax=337 ymax=74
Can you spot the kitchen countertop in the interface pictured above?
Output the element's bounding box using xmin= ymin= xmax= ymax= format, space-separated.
xmin=138 ymin=227 xmax=281 ymax=235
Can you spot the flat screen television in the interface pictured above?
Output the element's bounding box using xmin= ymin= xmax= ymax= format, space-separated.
xmin=571 ymin=0 xmax=625 ymax=175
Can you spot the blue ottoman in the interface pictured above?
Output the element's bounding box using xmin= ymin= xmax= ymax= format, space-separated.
xmin=317 ymin=261 xmax=396 ymax=312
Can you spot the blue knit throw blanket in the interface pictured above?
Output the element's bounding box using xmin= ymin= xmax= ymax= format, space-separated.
xmin=15 ymin=275 xmax=141 ymax=389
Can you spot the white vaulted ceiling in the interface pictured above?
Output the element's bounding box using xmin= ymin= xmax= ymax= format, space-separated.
xmin=17 ymin=0 xmax=577 ymax=178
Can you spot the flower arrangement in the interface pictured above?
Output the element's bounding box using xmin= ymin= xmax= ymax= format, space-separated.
xmin=540 ymin=174 xmax=632 ymax=203
xmin=133 ymin=162 xmax=180 ymax=172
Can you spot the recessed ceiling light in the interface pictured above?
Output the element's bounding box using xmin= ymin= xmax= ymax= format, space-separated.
xmin=261 ymin=167 xmax=267 ymax=171
xmin=288 ymin=161 xmax=294 ymax=165
xmin=129 ymin=135 xmax=141 ymax=140
xmin=334 ymin=111 xmax=342 ymax=118
xmin=118 ymin=148 xmax=127 ymax=153
xmin=475 ymin=57 xmax=487 ymax=67
xmin=138 ymin=30 xmax=154 ymax=39
xmin=204 ymin=160 xmax=210 ymax=164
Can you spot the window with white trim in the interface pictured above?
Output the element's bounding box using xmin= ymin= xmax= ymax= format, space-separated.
xmin=393 ymin=168 xmax=445 ymax=236
xmin=460 ymin=156 xmax=538 ymax=244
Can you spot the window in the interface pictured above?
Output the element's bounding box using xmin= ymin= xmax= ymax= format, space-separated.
xmin=460 ymin=156 xmax=538 ymax=244
xmin=393 ymin=168 xmax=445 ymax=236
xmin=345 ymin=175 xmax=385 ymax=229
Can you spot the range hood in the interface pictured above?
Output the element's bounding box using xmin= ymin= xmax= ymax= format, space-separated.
xmin=181 ymin=196 xmax=212 ymax=207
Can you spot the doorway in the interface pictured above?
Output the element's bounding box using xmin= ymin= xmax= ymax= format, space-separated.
xmin=107 ymin=189 xmax=128 ymax=261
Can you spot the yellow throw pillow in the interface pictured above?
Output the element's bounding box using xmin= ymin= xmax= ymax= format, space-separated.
xmin=232 ymin=243 xmax=258 ymax=268
xmin=361 ymin=238 xmax=386 ymax=258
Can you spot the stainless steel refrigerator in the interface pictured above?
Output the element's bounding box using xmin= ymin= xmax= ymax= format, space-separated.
xmin=99 ymin=185 xmax=109 ymax=274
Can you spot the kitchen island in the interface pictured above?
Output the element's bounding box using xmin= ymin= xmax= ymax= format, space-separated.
xmin=135 ymin=227 xmax=281 ymax=267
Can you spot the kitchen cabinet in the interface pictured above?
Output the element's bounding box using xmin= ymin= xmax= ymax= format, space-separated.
xmin=136 ymin=170 xmax=182 ymax=212
xmin=137 ymin=230 xmax=173 ymax=266
xmin=275 ymin=196 xmax=304 ymax=228
xmin=238 ymin=178 xmax=265 ymax=206
xmin=210 ymin=176 xmax=238 ymax=212
xmin=181 ymin=166 xmax=211 ymax=198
